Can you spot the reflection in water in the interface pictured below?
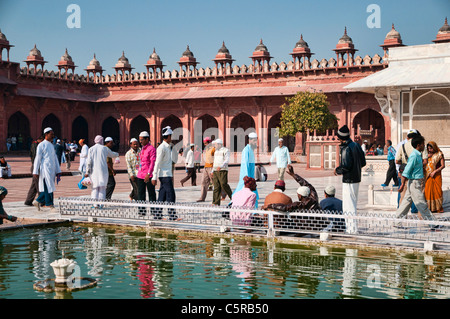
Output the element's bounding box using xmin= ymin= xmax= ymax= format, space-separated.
xmin=1 ymin=226 xmax=450 ymax=299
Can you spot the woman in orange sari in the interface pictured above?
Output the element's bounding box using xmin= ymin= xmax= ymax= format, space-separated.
xmin=424 ymin=141 xmax=445 ymax=213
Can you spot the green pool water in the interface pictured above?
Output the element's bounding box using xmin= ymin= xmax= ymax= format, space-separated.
xmin=1 ymin=225 xmax=450 ymax=299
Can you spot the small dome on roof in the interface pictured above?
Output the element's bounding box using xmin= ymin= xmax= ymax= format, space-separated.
xmin=338 ymin=27 xmax=353 ymax=44
xmin=118 ymin=51 xmax=129 ymax=63
xmin=89 ymin=53 xmax=100 ymax=66
xmin=438 ymin=17 xmax=450 ymax=34
xmin=295 ymin=34 xmax=309 ymax=48
xmin=60 ymin=48 xmax=73 ymax=62
xmin=218 ymin=41 xmax=230 ymax=54
xmin=386 ymin=24 xmax=402 ymax=40
xmin=182 ymin=45 xmax=194 ymax=57
xmin=29 ymin=44 xmax=42 ymax=57
xmin=150 ymin=48 xmax=161 ymax=60
xmin=0 ymin=29 xmax=7 ymax=41
xmin=255 ymin=39 xmax=268 ymax=51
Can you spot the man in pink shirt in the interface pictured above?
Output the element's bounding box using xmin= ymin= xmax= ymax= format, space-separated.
xmin=137 ymin=131 xmax=156 ymax=204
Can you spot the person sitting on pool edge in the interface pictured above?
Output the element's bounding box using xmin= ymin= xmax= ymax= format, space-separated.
xmin=0 ymin=186 xmax=17 ymax=225
xmin=320 ymin=185 xmax=346 ymax=233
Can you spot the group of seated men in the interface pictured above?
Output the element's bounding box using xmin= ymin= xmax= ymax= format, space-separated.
xmin=261 ymin=164 xmax=345 ymax=233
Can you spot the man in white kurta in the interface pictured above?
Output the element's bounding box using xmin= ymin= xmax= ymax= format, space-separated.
xmin=32 ymin=127 xmax=61 ymax=210
xmin=78 ymin=139 xmax=89 ymax=174
xmin=270 ymin=138 xmax=291 ymax=180
xmin=85 ymin=135 xmax=119 ymax=200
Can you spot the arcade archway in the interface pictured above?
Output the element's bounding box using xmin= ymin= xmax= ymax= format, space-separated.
xmin=42 ymin=113 xmax=62 ymax=140
xmin=161 ymin=114 xmax=183 ymax=146
xmin=230 ymin=112 xmax=256 ymax=152
xmin=353 ymin=108 xmax=385 ymax=147
xmin=102 ymin=116 xmax=120 ymax=151
xmin=8 ymin=111 xmax=30 ymax=150
xmin=72 ymin=116 xmax=89 ymax=144
xmin=194 ymin=114 xmax=219 ymax=149
xmin=130 ymin=115 xmax=150 ymax=141
xmin=268 ymin=112 xmax=296 ymax=152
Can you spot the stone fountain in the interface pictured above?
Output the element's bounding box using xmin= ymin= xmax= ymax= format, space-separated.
xmin=33 ymin=251 xmax=97 ymax=293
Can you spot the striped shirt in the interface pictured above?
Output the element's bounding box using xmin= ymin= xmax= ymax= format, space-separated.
xmin=125 ymin=147 xmax=140 ymax=178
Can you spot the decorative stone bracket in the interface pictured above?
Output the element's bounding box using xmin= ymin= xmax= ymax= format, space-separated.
xmin=374 ymin=87 xmax=401 ymax=145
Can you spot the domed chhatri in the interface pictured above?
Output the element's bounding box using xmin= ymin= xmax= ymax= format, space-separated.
xmin=60 ymin=48 xmax=73 ymax=62
xmin=178 ymin=45 xmax=199 ymax=76
xmin=24 ymin=44 xmax=47 ymax=74
xmin=433 ymin=17 xmax=450 ymax=44
xmin=386 ymin=24 xmax=402 ymax=40
xmin=254 ymin=38 xmax=269 ymax=52
xmin=295 ymin=34 xmax=309 ymax=49
xmin=250 ymin=39 xmax=273 ymax=68
xmin=85 ymin=53 xmax=104 ymax=82
xmin=333 ymin=27 xmax=358 ymax=67
xmin=290 ymin=34 xmax=314 ymax=70
xmin=89 ymin=53 xmax=101 ymax=67
xmin=182 ymin=45 xmax=195 ymax=58
xmin=114 ymin=51 xmax=134 ymax=78
xmin=0 ymin=29 xmax=7 ymax=42
xmin=217 ymin=41 xmax=230 ymax=54
xmin=116 ymin=51 xmax=132 ymax=68
xmin=213 ymin=41 xmax=235 ymax=69
xmin=28 ymin=44 xmax=43 ymax=59
xmin=336 ymin=27 xmax=355 ymax=48
xmin=145 ymin=48 xmax=165 ymax=77
xmin=381 ymin=24 xmax=405 ymax=58
xmin=56 ymin=48 xmax=77 ymax=78
xmin=0 ymin=28 xmax=14 ymax=62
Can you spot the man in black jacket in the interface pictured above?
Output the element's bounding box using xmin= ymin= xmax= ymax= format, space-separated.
xmin=334 ymin=125 xmax=366 ymax=234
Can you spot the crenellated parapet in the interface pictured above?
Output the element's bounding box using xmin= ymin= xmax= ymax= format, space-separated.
xmin=15 ymin=52 xmax=387 ymax=86
xmin=3 ymin=20 xmax=448 ymax=88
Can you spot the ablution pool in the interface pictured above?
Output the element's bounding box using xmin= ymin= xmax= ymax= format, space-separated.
xmin=1 ymin=225 xmax=450 ymax=299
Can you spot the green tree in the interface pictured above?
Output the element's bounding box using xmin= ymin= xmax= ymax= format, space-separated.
xmin=278 ymin=91 xmax=338 ymax=138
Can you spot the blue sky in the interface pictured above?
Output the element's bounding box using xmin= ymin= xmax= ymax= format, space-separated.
xmin=0 ymin=0 xmax=449 ymax=73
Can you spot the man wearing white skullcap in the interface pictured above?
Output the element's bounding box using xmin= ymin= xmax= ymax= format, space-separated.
xmin=197 ymin=136 xmax=215 ymax=202
xmin=264 ymin=164 xmax=319 ymax=212
xmin=43 ymin=127 xmax=53 ymax=134
xmin=180 ymin=143 xmax=197 ymax=187
xmin=32 ymin=127 xmax=61 ymax=211
xmin=297 ymin=186 xmax=310 ymax=197
xmin=270 ymin=137 xmax=291 ymax=180
xmin=152 ymin=126 xmax=177 ymax=220
xmin=78 ymin=139 xmax=89 ymax=175
xmin=162 ymin=126 xmax=173 ymax=136
xmin=137 ymin=130 xmax=156 ymax=208
xmin=212 ymin=138 xmax=232 ymax=205
xmin=320 ymin=185 xmax=345 ymax=232
xmin=233 ymin=132 xmax=259 ymax=207
xmin=125 ymin=137 xmax=141 ymax=200
xmin=85 ymin=135 xmax=119 ymax=202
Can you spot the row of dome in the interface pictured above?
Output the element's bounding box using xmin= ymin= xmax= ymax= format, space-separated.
xmin=1 ymin=18 xmax=449 ymax=73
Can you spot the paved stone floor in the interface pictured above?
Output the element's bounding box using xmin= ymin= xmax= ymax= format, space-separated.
xmin=1 ymin=153 xmax=449 ymax=224
xmin=0 ymin=153 xmax=381 ymax=218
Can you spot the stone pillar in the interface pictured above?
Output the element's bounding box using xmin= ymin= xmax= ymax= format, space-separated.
xmin=119 ymin=115 xmax=127 ymax=153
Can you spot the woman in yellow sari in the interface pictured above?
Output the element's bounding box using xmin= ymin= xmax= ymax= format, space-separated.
xmin=424 ymin=141 xmax=445 ymax=213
